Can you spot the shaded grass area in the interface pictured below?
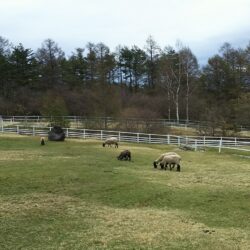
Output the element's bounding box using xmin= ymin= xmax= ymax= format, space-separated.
xmin=0 ymin=134 xmax=250 ymax=249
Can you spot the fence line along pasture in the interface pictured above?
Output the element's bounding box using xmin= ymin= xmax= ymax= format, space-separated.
xmin=1 ymin=123 xmax=250 ymax=153
xmin=1 ymin=115 xmax=250 ymax=132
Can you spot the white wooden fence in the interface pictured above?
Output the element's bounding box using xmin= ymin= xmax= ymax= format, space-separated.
xmin=1 ymin=115 xmax=250 ymax=131
xmin=1 ymin=124 xmax=250 ymax=153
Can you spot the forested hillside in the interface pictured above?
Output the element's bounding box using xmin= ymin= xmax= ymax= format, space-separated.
xmin=1 ymin=36 xmax=250 ymax=128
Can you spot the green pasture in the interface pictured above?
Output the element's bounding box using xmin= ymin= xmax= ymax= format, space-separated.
xmin=0 ymin=134 xmax=249 ymax=250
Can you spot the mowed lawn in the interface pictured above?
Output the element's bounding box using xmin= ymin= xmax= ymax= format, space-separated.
xmin=0 ymin=135 xmax=250 ymax=250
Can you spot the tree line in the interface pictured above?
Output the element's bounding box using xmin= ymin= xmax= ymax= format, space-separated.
xmin=0 ymin=35 xmax=250 ymax=132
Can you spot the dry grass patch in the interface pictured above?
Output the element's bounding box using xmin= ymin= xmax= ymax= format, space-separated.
xmin=0 ymin=150 xmax=43 ymax=161
xmin=0 ymin=193 xmax=76 ymax=217
xmin=65 ymin=201 xmax=250 ymax=249
xmin=1 ymin=193 xmax=249 ymax=249
xmin=0 ymin=133 xmax=27 ymax=138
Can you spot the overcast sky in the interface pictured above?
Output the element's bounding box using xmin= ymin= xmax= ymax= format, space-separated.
xmin=1 ymin=0 xmax=250 ymax=65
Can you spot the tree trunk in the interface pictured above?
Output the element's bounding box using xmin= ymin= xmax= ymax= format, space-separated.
xmin=186 ymin=71 xmax=189 ymax=123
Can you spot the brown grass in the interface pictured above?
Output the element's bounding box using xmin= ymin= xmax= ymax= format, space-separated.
xmin=1 ymin=193 xmax=249 ymax=249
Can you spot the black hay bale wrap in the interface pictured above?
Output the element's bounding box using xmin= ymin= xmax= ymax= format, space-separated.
xmin=48 ymin=126 xmax=66 ymax=141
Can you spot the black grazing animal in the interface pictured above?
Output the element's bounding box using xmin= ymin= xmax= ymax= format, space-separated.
xmin=117 ymin=150 xmax=131 ymax=161
xmin=40 ymin=137 xmax=45 ymax=145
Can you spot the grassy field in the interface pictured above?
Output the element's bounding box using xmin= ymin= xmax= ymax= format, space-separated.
xmin=0 ymin=134 xmax=249 ymax=250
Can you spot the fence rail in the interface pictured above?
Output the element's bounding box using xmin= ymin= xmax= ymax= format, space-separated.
xmin=1 ymin=124 xmax=250 ymax=153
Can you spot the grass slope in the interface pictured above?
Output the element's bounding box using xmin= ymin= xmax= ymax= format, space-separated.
xmin=0 ymin=134 xmax=250 ymax=250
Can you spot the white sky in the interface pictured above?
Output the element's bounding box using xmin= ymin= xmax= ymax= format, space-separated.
xmin=1 ymin=0 xmax=250 ymax=65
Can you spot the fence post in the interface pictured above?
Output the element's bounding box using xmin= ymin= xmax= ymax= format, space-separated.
xmin=66 ymin=128 xmax=69 ymax=138
xmin=149 ymin=134 xmax=151 ymax=143
xmin=178 ymin=136 xmax=180 ymax=146
xmin=118 ymin=131 xmax=121 ymax=142
xmin=167 ymin=135 xmax=170 ymax=144
xmin=82 ymin=129 xmax=85 ymax=139
xmin=203 ymin=136 xmax=206 ymax=146
xmin=137 ymin=133 xmax=139 ymax=143
xmin=195 ymin=140 xmax=197 ymax=151
xmin=101 ymin=130 xmax=103 ymax=140
xmin=219 ymin=138 xmax=222 ymax=153
xmin=17 ymin=125 xmax=19 ymax=134
xmin=32 ymin=126 xmax=35 ymax=136
xmin=1 ymin=119 xmax=3 ymax=132
xmin=235 ymin=137 xmax=237 ymax=146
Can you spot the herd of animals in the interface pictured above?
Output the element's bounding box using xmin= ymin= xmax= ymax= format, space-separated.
xmin=40 ymin=135 xmax=181 ymax=171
